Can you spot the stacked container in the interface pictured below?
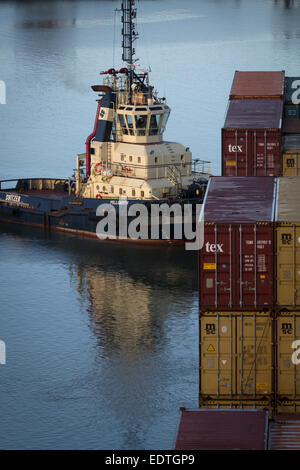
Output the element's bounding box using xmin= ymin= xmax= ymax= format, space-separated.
xmin=284 ymin=77 xmax=300 ymax=119
xmin=282 ymin=77 xmax=300 ymax=175
xmin=275 ymin=176 xmax=300 ymax=413
xmin=199 ymin=176 xmax=300 ymax=416
xmin=222 ymin=71 xmax=285 ymax=177
xmin=198 ymin=176 xmax=277 ymax=414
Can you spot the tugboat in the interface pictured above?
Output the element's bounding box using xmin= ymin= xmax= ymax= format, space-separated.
xmin=0 ymin=0 xmax=210 ymax=244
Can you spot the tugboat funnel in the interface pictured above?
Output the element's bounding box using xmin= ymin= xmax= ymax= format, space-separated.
xmin=94 ymin=89 xmax=116 ymax=143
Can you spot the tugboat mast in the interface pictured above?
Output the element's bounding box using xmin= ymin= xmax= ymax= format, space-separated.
xmin=121 ymin=0 xmax=149 ymax=103
xmin=121 ymin=0 xmax=138 ymax=93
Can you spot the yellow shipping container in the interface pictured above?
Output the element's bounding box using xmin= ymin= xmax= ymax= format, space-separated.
xmin=276 ymin=313 xmax=300 ymax=401
xmin=274 ymin=401 xmax=300 ymax=414
xmin=282 ymin=151 xmax=300 ymax=176
xmin=276 ymin=224 xmax=300 ymax=308
xmin=276 ymin=177 xmax=300 ymax=309
xmin=199 ymin=313 xmax=274 ymax=401
xmin=198 ymin=399 xmax=274 ymax=418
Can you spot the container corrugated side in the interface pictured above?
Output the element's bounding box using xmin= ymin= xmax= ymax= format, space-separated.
xmin=222 ymin=128 xmax=282 ymax=177
xmin=282 ymin=137 xmax=300 ymax=175
xmin=276 ymin=177 xmax=300 ymax=309
xmin=269 ymin=415 xmax=300 ymax=449
xmin=276 ymin=313 xmax=300 ymax=406
xmin=229 ymin=71 xmax=285 ymax=100
xmin=199 ymin=223 xmax=275 ymax=310
xmin=199 ymin=313 xmax=274 ymax=401
xmin=199 ymin=177 xmax=276 ymax=311
xmin=282 ymin=152 xmax=300 ymax=176
xmin=222 ymin=100 xmax=283 ymax=177
xmin=283 ymin=134 xmax=300 ymax=150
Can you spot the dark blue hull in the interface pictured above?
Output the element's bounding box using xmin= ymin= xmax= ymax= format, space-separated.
xmin=0 ymin=179 xmax=203 ymax=244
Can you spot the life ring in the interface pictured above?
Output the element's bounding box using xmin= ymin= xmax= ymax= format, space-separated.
xmin=94 ymin=163 xmax=103 ymax=174
xmin=96 ymin=193 xmax=102 ymax=199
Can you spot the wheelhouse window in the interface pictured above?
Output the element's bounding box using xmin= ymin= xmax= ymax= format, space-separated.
xmin=149 ymin=114 xmax=160 ymax=136
xmin=126 ymin=114 xmax=134 ymax=136
xmin=135 ymin=115 xmax=147 ymax=136
xmin=160 ymin=111 xmax=170 ymax=133
xmin=118 ymin=114 xmax=128 ymax=135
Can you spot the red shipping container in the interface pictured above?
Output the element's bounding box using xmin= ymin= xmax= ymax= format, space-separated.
xmin=229 ymin=71 xmax=285 ymax=100
xmin=222 ymin=99 xmax=283 ymax=177
xmin=199 ymin=177 xmax=276 ymax=311
xmin=174 ymin=408 xmax=268 ymax=450
xmin=282 ymin=118 xmax=300 ymax=134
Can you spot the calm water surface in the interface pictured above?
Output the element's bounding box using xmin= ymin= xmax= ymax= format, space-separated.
xmin=0 ymin=0 xmax=300 ymax=449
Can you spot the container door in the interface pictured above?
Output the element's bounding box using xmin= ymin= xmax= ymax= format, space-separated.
xmin=222 ymin=130 xmax=251 ymax=177
xmin=276 ymin=314 xmax=300 ymax=399
xmin=252 ymin=130 xmax=281 ymax=177
xmin=200 ymin=314 xmax=273 ymax=399
xmin=237 ymin=225 xmax=274 ymax=309
xmin=200 ymin=225 xmax=235 ymax=310
xmin=277 ymin=225 xmax=300 ymax=308
xmin=236 ymin=315 xmax=273 ymax=396
xmin=200 ymin=315 xmax=234 ymax=397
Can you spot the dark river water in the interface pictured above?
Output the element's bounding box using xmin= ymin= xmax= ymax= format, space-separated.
xmin=0 ymin=0 xmax=300 ymax=450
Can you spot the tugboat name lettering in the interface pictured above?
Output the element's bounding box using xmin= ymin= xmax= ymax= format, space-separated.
xmin=5 ymin=194 xmax=21 ymax=203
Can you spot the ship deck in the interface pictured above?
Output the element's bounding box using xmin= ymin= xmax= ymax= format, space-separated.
xmin=18 ymin=189 xmax=68 ymax=200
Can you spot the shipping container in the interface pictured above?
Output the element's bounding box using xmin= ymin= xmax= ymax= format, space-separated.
xmin=276 ymin=177 xmax=300 ymax=309
xmin=276 ymin=313 xmax=300 ymax=404
xmin=174 ymin=408 xmax=269 ymax=450
xmin=269 ymin=415 xmax=300 ymax=449
xmin=222 ymin=100 xmax=283 ymax=177
xmin=283 ymin=134 xmax=300 ymax=150
xmin=229 ymin=71 xmax=285 ymax=100
xmin=273 ymin=402 xmax=300 ymax=414
xmin=284 ymin=104 xmax=300 ymax=119
xmin=282 ymin=118 xmax=300 ymax=134
xmin=282 ymin=151 xmax=300 ymax=176
xmin=199 ymin=313 xmax=274 ymax=402
xmin=199 ymin=177 xmax=276 ymax=311
xmin=285 ymin=76 xmax=300 ymax=104
xmin=282 ymin=135 xmax=300 ymax=174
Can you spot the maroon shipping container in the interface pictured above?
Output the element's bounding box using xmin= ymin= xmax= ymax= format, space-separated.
xmin=174 ymin=408 xmax=268 ymax=450
xmin=229 ymin=71 xmax=285 ymax=100
xmin=199 ymin=177 xmax=276 ymax=311
xmin=222 ymin=100 xmax=283 ymax=177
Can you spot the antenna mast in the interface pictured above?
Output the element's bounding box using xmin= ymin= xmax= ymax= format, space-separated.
xmin=121 ymin=0 xmax=138 ymax=99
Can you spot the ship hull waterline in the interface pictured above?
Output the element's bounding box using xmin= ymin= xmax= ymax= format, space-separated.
xmin=0 ymin=190 xmax=204 ymax=246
